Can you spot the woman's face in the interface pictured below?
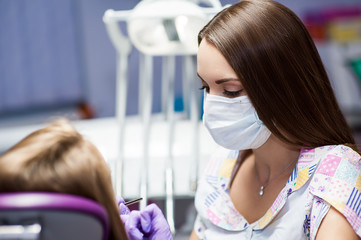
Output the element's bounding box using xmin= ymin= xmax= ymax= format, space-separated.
xmin=197 ymin=39 xmax=245 ymax=98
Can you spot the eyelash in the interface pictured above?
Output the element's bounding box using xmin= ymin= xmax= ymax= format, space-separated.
xmin=223 ymin=89 xmax=243 ymax=97
xmin=199 ymin=86 xmax=243 ymax=97
xmin=199 ymin=86 xmax=209 ymax=93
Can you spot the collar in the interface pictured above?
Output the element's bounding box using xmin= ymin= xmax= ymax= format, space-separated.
xmin=204 ymin=147 xmax=322 ymax=231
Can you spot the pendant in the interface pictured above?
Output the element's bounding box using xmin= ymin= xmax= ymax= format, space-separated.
xmin=259 ymin=186 xmax=264 ymax=196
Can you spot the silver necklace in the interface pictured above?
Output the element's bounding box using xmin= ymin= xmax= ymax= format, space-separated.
xmin=255 ymin=157 xmax=298 ymax=196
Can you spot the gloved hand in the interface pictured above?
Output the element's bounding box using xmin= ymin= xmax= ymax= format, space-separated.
xmin=116 ymin=196 xmax=130 ymax=215
xmin=121 ymin=203 xmax=173 ymax=240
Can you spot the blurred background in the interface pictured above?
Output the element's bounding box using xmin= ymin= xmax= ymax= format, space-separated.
xmin=1 ymin=0 xmax=361 ymax=123
xmin=1 ymin=0 xmax=361 ymax=239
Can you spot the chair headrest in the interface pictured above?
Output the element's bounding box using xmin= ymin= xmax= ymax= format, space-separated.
xmin=0 ymin=192 xmax=109 ymax=240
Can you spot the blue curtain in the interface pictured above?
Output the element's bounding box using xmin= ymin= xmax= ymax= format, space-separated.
xmin=0 ymin=0 xmax=83 ymax=114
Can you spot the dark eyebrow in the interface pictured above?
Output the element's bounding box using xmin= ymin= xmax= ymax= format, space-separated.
xmin=215 ymin=78 xmax=239 ymax=84
xmin=197 ymin=73 xmax=239 ymax=84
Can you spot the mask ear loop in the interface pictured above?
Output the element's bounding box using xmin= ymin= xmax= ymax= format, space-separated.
xmin=254 ymin=112 xmax=264 ymax=126
xmin=202 ymin=89 xmax=207 ymax=123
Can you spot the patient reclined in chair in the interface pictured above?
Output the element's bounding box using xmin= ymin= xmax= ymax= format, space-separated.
xmin=0 ymin=119 xmax=128 ymax=240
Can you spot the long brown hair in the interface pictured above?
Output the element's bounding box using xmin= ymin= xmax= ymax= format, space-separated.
xmin=199 ymin=0 xmax=358 ymax=152
xmin=0 ymin=119 xmax=128 ymax=240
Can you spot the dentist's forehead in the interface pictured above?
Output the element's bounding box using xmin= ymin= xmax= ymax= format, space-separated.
xmin=197 ymin=39 xmax=238 ymax=82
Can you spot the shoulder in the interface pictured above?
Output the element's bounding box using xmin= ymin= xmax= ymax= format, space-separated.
xmin=313 ymin=145 xmax=361 ymax=183
xmin=203 ymin=147 xmax=240 ymax=178
xmin=310 ymin=145 xmax=361 ymax=197
xmin=194 ymin=148 xmax=245 ymax=231
xmin=316 ymin=206 xmax=360 ymax=240
xmin=309 ymin=145 xmax=361 ymax=238
xmin=195 ymin=147 xmax=238 ymax=204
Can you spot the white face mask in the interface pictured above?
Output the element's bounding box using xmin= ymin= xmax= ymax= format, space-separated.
xmin=203 ymin=93 xmax=271 ymax=150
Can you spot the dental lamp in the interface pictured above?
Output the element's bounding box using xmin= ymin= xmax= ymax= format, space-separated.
xmin=127 ymin=0 xmax=208 ymax=55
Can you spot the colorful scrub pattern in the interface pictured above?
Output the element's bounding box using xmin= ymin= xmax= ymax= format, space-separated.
xmin=194 ymin=145 xmax=361 ymax=239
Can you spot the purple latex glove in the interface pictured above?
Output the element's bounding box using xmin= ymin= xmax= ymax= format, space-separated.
xmin=122 ymin=203 xmax=173 ymax=240
xmin=116 ymin=196 xmax=130 ymax=215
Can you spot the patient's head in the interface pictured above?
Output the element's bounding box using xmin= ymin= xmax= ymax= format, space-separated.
xmin=0 ymin=119 xmax=128 ymax=239
xmin=0 ymin=119 xmax=111 ymax=199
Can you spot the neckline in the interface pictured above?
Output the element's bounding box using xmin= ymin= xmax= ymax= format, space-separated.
xmin=254 ymin=155 xmax=299 ymax=196
xmin=225 ymin=150 xmax=303 ymax=229
xmin=203 ymin=146 xmax=335 ymax=231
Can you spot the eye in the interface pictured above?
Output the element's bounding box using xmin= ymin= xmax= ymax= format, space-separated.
xmin=199 ymin=85 xmax=210 ymax=93
xmin=223 ymin=89 xmax=243 ymax=97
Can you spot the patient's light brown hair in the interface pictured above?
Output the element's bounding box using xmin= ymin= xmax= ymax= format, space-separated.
xmin=0 ymin=119 xmax=128 ymax=240
xmin=199 ymin=0 xmax=358 ymax=152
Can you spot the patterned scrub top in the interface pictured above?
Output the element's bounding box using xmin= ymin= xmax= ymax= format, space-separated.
xmin=193 ymin=145 xmax=361 ymax=240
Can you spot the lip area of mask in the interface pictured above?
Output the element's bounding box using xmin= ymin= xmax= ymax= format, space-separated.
xmin=203 ymin=93 xmax=271 ymax=150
